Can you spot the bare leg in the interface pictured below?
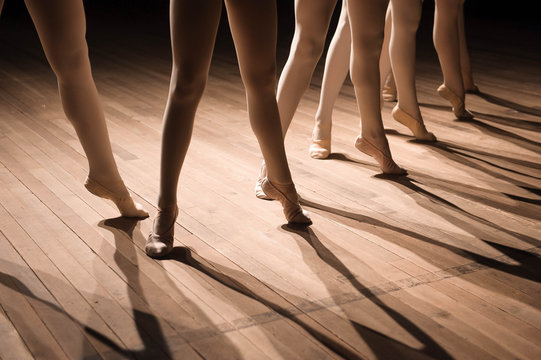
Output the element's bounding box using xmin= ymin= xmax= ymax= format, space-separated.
xmin=157 ymin=0 xmax=222 ymax=210
xmin=311 ymin=1 xmax=349 ymax=159
xmin=379 ymin=4 xmax=393 ymax=94
xmin=311 ymin=2 xmax=393 ymax=159
xmin=390 ymin=0 xmax=423 ymax=120
xmin=389 ymin=0 xmax=436 ymax=141
xmin=347 ymin=0 xmax=405 ymax=174
xmin=255 ymin=0 xmax=336 ymax=195
xmin=226 ymin=0 xmax=293 ymax=185
xmin=147 ymin=0 xmax=223 ymax=257
xmin=226 ymin=0 xmax=310 ymax=224
xmin=381 ymin=6 xmax=397 ymax=104
xmin=458 ymin=0 xmax=478 ymax=92
xmin=148 ymin=0 xmax=310 ymax=257
xmin=24 ymin=0 xmax=147 ymax=217
xmin=276 ymin=0 xmax=337 ymax=136
xmin=433 ymin=0 xmax=472 ymax=118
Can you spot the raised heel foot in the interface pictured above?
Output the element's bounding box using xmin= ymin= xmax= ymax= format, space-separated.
xmin=392 ymin=106 xmax=436 ymax=142
xmin=354 ymin=136 xmax=407 ymax=175
xmin=84 ymin=177 xmax=149 ymax=218
xmin=437 ymin=84 xmax=473 ymax=119
xmin=309 ymin=137 xmax=331 ymax=159
xmin=261 ymin=179 xmax=311 ymax=225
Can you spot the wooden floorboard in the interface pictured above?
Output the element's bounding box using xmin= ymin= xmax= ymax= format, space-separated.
xmin=0 ymin=12 xmax=540 ymax=360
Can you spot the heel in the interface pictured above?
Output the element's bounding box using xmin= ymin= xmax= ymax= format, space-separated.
xmin=437 ymin=84 xmax=473 ymax=119
xmin=261 ymin=179 xmax=311 ymax=225
xmin=354 ymin=136 xmax=406 ymax=175
xmin=392 ymin=106 xmax=436 ymax=142
xmin=146 ymin=205 xmax=178 ymax=258
xmin=84 ymin=177 xmax=148 ymax=218
xmin=254 ymin=162 xmax=271 ymax=200
xmin=309 ymin=137 xmax=331 ymax=159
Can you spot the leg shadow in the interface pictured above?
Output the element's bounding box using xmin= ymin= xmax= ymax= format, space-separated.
xmin=379 ymin=175 xmax=541 ymax=249
xmin=98 ymin=217 xmax=172 ymax=359
xmin=166 ymin=246 xmax=365 ymax=359
xmin=99 ymin=217 xmax=243 ymax=359
xmin=281 ymin=225 xmax=453 ymax=360
xmin=419 ymin=102 xmax=541 ymax=154
xmin=0 ymin=265 xmax=137 ymax=358
xmin=424 ymin=141 xmax=541 ymax=199
xmin=476 ymin=91 xmax=541 ymax=118
xmin=331 ymin=147 xmax=541 ymax=220
xmin=299 ymin=196 xmax=541 ymax=285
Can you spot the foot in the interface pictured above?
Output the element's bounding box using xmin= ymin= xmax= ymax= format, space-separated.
xmin=465 ymin=85 xmax=480 ymax=94
xmin=309 ymin=122 xmax=331 ymax=159
xmin=146 ymin=205 xmax=178 ymax=258
xmin=261 ymin=179 xmax=311 ymax=225
xmin=437 ymin=84 xmax=473 ymax=119
xmin=392 ymin=106 xmax=437 ymax=142
xmin=462 ymin=72 xmax=480 ymax=94
xmin=382 ymin=73 xmax=397 ymax=102
xmin=84 ymin=177 xmax=149 ymax=218
xmin=354 ymin=136 xmax=407 ymax=175
xmin=309 ymin=138 xmax=331 ymax=159
xmin=382 ymin=85 xmax=397 ymax=102
xmin=254 ymin=162 xmax=271 ymax=200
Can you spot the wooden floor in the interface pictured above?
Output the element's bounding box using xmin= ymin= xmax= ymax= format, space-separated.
xmin=1 ymin=12 xmax=540 ymax=360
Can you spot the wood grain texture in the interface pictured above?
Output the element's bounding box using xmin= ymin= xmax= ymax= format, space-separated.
xmin=0 ymin=12 xmax=540 ymax=360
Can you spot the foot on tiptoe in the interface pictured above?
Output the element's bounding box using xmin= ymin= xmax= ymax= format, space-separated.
xmin=84 ymin=176 xmax=149 ymax=218
xmin=309 ymin=121 xmax=331 ymax=159
xmin=254 ymin=162 xmax=271 ymax=200
xmin=261 ymin=179 xmax=312 ymax=225
xmin=392 ymin=106 xmax=437 ymax=142
xmin=354 ymin=136 xmax=407 ymax=175
xmin=437 ymin=84 xmax=473 ymax=119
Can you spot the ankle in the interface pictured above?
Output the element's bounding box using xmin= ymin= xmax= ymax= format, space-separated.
xmin=157 ymin=196 xmax=177 ymax=211
xmin=266 ymin=178 xmax=293 ymax=188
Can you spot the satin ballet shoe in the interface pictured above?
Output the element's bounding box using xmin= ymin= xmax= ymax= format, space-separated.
xmin=382 ymin=86 xmax=397 ymax=102
xmin=261 ymin=179 xmax=312 ymax=225
xmin=84 ymin=177 xmax=149 ymax=218
xmin=309 ymin=137 xmax=331 ymax=159
xmin=254 ymin=163 xmax=271 ymax=200
xmin=146 ymin=205 xmax=178 ymax=258
xmin=392 ymin=106 xmax=437 ymax=142
xmin=354 ymin=136 xmax=407 ymax=175
xmin=465 ymin=85 xmax=480 ymax=94
xmin=462 ymin=73 xmax=480 ymax=94
xmin=437 ymin=84 xmax=473 ymax=119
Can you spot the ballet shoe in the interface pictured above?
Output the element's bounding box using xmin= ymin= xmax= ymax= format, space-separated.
xmin=261 ymin=179 xmax=312 ymax=225
xmin=254 ymin=163 xmax=271 ymax=200
xmin=309 ymin=137 xmax=331 ymax=159
xmin=354 ymin=136 xmax=407 ymax=175
xmin=84 ymin=177 xmax=149 ymax=218
xmin=462 ymin=73 xmax=480 ymax=94
xmin=382 ymin=86 xmax=397 ymax=102
xmin=465 ymin=85 xmax=480 ymax=94
xmin=437 ymin=84 xmax=473 ymax=119
xmin=146 ymin=205 xmax=178 ymax=258
xmin=392 ymin=106 xmax=437 ymax=142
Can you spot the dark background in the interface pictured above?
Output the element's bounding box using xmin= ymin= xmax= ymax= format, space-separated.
xmin=2 ymin=0 xmax=539 ymax=40
xmin=1 ymin=0 xmax=540 ymax=69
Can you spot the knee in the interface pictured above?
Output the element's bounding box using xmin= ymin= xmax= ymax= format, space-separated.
xmin=353 ymin=28 xmax=385 ymax=60
xmin=241 ymin=63 xmax=277 ymax=96
xmin=48 ymin=44 xmax=91 ymax=82
xmin=170 ymin=65 xmax=208 ymax=102
xmin=394 ymin=13 xmax=421 ymax=36
xmin=291 ymin=30 xmax=327 ymax=65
